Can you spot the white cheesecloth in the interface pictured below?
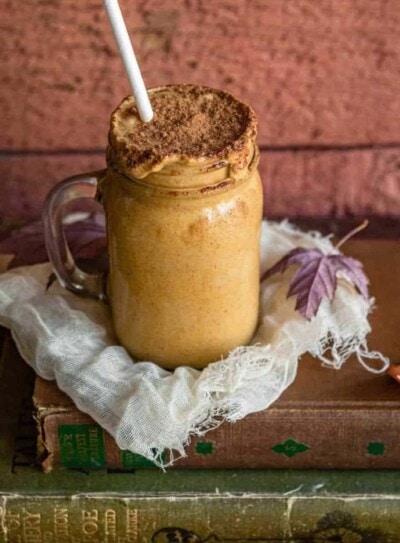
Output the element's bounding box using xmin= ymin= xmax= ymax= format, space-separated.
xmin=0 ymin=221 xmax=390 ymax=466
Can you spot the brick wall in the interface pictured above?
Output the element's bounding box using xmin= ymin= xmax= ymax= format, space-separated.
xmin=1 ymin=0 xmax=400 ymax=224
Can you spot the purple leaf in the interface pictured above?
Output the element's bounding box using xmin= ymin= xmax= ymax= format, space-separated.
xmin=329 ymin=255 xmax=370 ymax=300
xmin=0 ymin=213 xmax=107 ymax=269
xmin=260 ymin=248 xmax=323 ymax=282
xmin=261 ymin=247 xmax=370 ymax=320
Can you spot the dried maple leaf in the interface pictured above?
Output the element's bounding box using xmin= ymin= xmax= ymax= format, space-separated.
xmin=260 ymin=222 xmax=370 ymax=320
xmin=0 ymin=212 xmax=107 ymax=269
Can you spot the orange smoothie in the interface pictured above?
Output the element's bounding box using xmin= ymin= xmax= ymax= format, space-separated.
xmin=99 ymin=85 xmax=263 ymax=368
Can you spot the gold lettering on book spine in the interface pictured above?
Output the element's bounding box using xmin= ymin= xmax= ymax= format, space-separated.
xmin=22 ymin=509 xmax=42 ymax=543
xmin=76 ymin=434 xmax=88 ymax=463
xmin=4 ymin=510 xmax=22 ymax=542
xmin=82 ymin=509 xmax=99 ymax=539
xmin=105 ymin=509 xmax=117 ymax=541
xmin=54 ymin=507 xmax=69 ymax=540
xmin=2 ymin=501 xmax=139 ymax=542
xmin=88 ymin=428 xmax=101 ymax=464
xmin=126 ymin=509 xmax=138 ymax=543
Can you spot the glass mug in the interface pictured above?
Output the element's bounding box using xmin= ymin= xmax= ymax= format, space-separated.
xmin=43 ymin=86 xmax=263 ymax=369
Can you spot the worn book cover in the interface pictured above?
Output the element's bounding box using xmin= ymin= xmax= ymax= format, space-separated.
xmin=2 ymin=337 xmax=400 ymax=541
xmin=32 ymin=239 xmax=400 ymax=471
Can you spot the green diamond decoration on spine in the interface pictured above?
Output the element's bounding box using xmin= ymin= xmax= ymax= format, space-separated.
xmin=272 ymin=438 xmax=310 ymax=458
xmin=367 ymin=442 xmax=385 ymax=455
xmin=195 ymin=441 xmax=214 ymax=455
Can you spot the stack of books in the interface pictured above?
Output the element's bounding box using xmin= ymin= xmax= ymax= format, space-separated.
xmin=0 ymin=237 xmax=399 ymax=541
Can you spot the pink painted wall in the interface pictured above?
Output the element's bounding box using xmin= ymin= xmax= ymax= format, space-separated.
xmin=1 ymin=0 xmax=400 ymax=225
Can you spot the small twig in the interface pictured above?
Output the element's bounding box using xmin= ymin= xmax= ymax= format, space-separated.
xmin=335 ymin=219 xmax=369 ymax=250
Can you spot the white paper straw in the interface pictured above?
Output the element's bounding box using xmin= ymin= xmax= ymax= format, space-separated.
xmin=103 ymin=0 xmax=153 ymax=122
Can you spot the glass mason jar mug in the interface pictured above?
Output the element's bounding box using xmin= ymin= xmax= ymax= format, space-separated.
xmin=43 ymin=86 xmax=264 ymax=369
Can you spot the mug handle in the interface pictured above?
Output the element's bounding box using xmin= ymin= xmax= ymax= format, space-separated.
xmin=42 ymin=170 xmax=107 ymax=301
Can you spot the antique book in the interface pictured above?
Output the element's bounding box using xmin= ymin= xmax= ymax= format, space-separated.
xmin=1 ymin=336 xmax=400 ymax=542
xmin=32 ymin=239 xmax=400 ymax=471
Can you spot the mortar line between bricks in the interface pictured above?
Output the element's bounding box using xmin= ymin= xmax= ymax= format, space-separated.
xmin=260 ymin=142 xmax=400 ymax=152
xmin=0 ymin=149 xmax=105 ymax=157
xmin=1 ymin=142 xmax=400 ymax=157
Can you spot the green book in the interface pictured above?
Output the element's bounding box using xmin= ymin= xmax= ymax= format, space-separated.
xmin=1 ymin=331 xmax=400 ymax=542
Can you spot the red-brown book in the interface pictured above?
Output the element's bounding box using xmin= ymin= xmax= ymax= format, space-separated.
xmin=33 ymin=239 xmax=400 ymax=471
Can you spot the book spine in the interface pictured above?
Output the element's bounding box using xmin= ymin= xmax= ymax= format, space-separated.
xmin=0 ymin=494 xmax=398 ymax=542
xmin=37 ymin=407 xmax=400 ymax=471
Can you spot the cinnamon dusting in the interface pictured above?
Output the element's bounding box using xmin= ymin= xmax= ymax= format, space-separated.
xmin=108 ymin=84 xmax=257 ymax=179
